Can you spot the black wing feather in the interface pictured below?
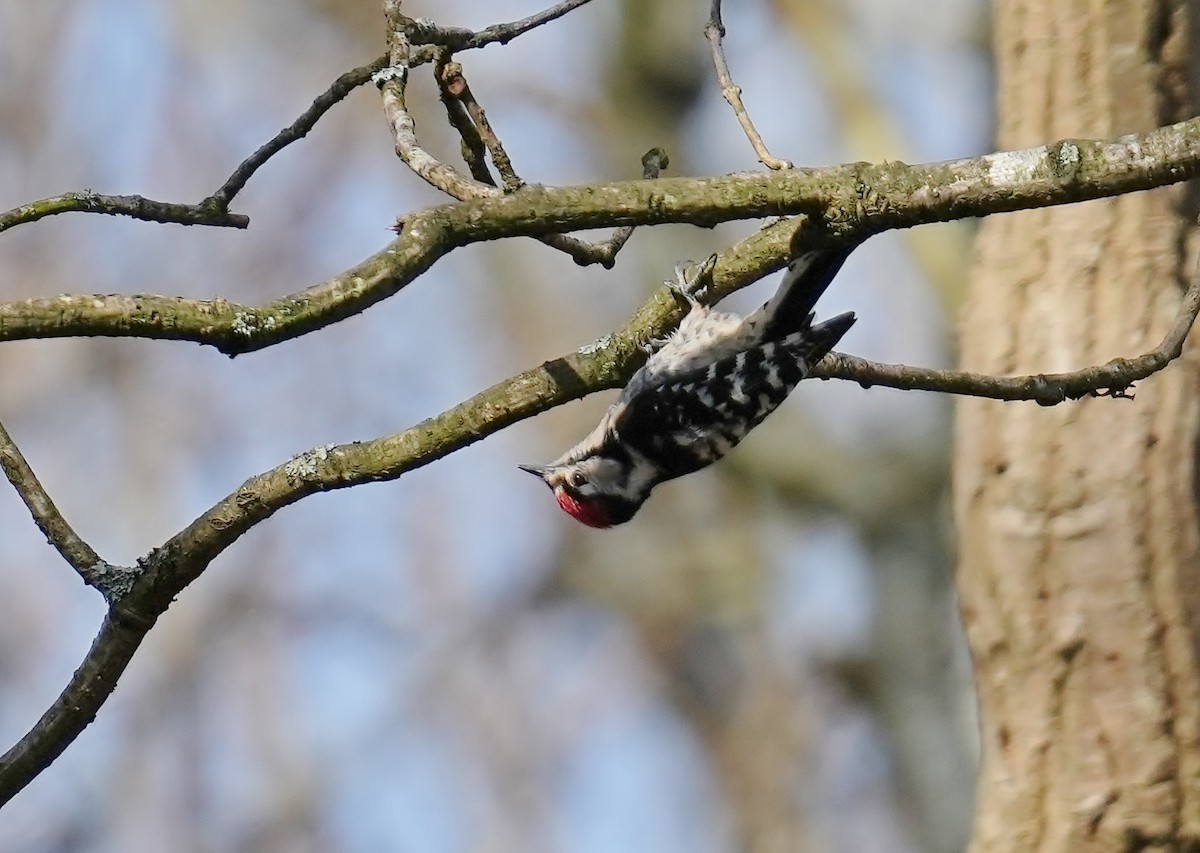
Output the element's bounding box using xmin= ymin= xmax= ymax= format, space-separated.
xmin=614 ymin=313 xmax=854 ymax=478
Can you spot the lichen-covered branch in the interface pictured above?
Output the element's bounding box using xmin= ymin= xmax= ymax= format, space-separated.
xmin=5 ymin=0 xmax=1200 ymax=802
xmin=0 ymin=191 xmax=249 ymax=233
xmin=0 ymin=217 xmax=800 ymax=805
xmin=4 ymin=117 xmax=1200 ymax=355
xmin=5 ymin=203 xmax=1200 ymax=807
xmin=812 ymin=235 xmax=1200 ymax=401
xmin=0 ymin=0 xmax=598 ymax=234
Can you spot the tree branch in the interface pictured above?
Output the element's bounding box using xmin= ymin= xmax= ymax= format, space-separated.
xmin=0 ymin=613 xmax=149 ymax=806
xmin=204 ymin=55 xmax=391 ymax=209
xmin=3 ymin=119 xmax=1200 ymax=353
xmin=812 ymin=231 xmax=1200 ymax=401
xmin=435 ymin=58 xmax=524 ymax=191
xmin=402 ymin=0 xmax=598 ymax=54
xmin=0 ymin=217 xmax=805 ymax=804
xmin=0 ymin=56 xmax=391 ymax=234
xmin=0 ymin=191 xmax=248 ymax=233
xmin=379 ymin=10 xmax=648 ymax=268
xmin=705 ymin=0 xmax=793 ymax=170
xmin=7 ymin=20 xmax=1200 ymax=800
xmin=5 ymin=201 xmax=1200 ymax=805
xmin=0 ymin=420 xmax=101 ymax=575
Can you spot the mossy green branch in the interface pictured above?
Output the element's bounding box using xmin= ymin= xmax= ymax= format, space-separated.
xmin=4 ymin=117 xmax=1200 ymax=355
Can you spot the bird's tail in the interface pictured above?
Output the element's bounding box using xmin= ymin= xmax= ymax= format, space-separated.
xmin=800 ymin=311 xmax=856 ymax=366
xmin=760 ymin=243 xmax=859 ymax=338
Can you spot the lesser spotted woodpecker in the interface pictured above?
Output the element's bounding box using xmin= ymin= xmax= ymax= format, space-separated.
xmin=519 ymin=246 xmax=857 ymax=528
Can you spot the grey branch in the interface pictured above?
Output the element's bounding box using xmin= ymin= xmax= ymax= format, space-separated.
xmin=383 ymin=12 xmax=651 ymax=267
xmin=401 ymin=0 xmax=597 ymax=56
xmin=811 ymin=247 xmax=1200 ymax=402
xmin=0 ymin=419 xmax=101 ymax=575
xmin=4 ymin=119 xmax=1200 ymax=354
xmin=705 ymin=0 xmax=793 ymax=170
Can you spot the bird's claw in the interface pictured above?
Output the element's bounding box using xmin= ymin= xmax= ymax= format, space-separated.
xmin=639 ymin=335 xmax=669 ymax=355
xmin=667 ymin=254 xmax=718 ymax=306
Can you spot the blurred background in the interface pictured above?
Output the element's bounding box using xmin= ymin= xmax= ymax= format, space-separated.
xmin=0 ymin=1 xmax=990 ymax=850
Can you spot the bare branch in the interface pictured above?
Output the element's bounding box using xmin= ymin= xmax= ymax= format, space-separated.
xmin=4 ymin=119 xmax=1200 ymax=352
xmin=582 ymin=148 xmax=670 ymax=260
xmin=436 ymin=56 xmax=496 ymax=184
xmin=9 ymin=0 xmax=1200 ymax=814
xmin=705 ymin=0 xmax=793 ymax=170
xmin=433 ymin=56 xmax=655 ymax=266
xmin=436 ymin=59 xmax=523 ymax=191
xmin=403 ymin=0 xmax=598 ymax=55
xmin=0 ymin=420 xmax=102 ymax=575
xmin=815 ymin=250 xmax=1200 ymax=401
xmin=0 ymin=191 xmax=248 ymax=233
xmin=0 ymin=613 xmax=148 ymax=806
xmin=205 ymin=55 xmax=390 ymax=208
xmin=0 ymin=56 xmax=389 ymax=234
xmin=0 ymin=219 xmax=803 ymax=804
xmin=378 ymin=19 xmax=494 ymax=199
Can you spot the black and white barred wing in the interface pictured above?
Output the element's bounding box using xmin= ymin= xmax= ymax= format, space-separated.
xmin=612 ymin=313 xmax=854 ymax=478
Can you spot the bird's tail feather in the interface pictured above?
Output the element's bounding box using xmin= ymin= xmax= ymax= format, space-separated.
xmin=762 ymin=244 xmax=859 ymax=337
xmin=801 ymin=311 xmax=856 ymax=366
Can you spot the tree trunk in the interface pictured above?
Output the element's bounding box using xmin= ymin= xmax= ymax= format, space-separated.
xmin=955 ymin=2 xmax=1200 ymax=850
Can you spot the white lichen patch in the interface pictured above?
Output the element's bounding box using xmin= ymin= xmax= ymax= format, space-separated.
xmin=986 ymin=146 xmax=1045 ymax=184
xmin=1056 ymin=141 xmax=1081 ymax=173
xmin=231 ymin=311 xmax=277 ymax=337
xmin=371 ymin=65 xmax=408 ymax=86
xmin=579 ymin=335 xmax=613 ymax=355
xmin=285 ymin=444 xmax=334 ymax=481
xmin=232 ymin=311 xmax=257 ymax=337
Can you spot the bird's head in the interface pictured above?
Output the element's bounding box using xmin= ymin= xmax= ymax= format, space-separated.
xmin=518 ymin=455 xmax=643 ymax=528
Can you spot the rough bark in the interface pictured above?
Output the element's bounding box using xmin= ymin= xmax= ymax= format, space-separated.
xmin=956 ymin=2 xmax=1200 ymax=851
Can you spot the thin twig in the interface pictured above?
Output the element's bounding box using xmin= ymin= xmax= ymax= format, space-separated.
xmin=405 ymin=0 xmax=597 ymax=54
xmin=432 ymin=55 xmax=653 ymax=267
xmin=584 ymin=148 xmax=670 ymax=259
xmin=0 ymin=191 xmax=247 ymax=234
xmin=437 ymin=60 xmax=523 ymax=191
xmin=0 ymin=56 xmax=390 ymax=234
xmin=436 ymin=55 xmax=494 ymax=184
xmin=0 ymin=419 xmax=101 ymax=574
xmin=705 ymin=0 xmax=793 ymax=170
xmin=379 ymin=10 xmax=497 ymax=198
xmin=813 ymin=255 xmax=1200 ymax=403
xmin=205 ymin=55 xmax=390 ymax=208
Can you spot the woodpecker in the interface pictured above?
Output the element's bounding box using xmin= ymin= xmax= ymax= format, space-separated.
xmin=519 ymin=246 xmax=857 ymax=528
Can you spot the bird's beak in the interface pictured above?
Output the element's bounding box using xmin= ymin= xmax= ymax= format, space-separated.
xmin=518 ymin=463 xmax=552 ymax=482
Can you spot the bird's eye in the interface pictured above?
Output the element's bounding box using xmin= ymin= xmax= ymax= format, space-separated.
xmin=570 ymin=472 xmax=588 ymax=489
